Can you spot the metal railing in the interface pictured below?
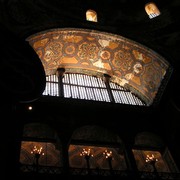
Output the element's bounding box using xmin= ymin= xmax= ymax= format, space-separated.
xmin=43 ymin=74 xmax=145 ymax=106
xmin=20 ymin=164 xmax=180 ymax=179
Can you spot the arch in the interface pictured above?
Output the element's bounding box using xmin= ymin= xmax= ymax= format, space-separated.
xmin=86 ymin=9 xmax=98 ymax=22
xmin=145 ymin=2 xmax=161 ymax=19
xmin=26 ymin=28 xmax=171 ymax=105
xmin=23 ymin=122 xmax=58 ymax=139
xmin=68 ymin=125 xmax=127 ymax=173
xmin=134 ymin=131 xmax=165 ymax=149
xmin=71 ymin=125 xmax=122 ymax=143
xmin=19 ymin=123 xmax=63 ymax=173
xmin=132 ymin=131 xmax=178 ymax=174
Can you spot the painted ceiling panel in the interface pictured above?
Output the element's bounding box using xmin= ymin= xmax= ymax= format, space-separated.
xmin=27 ymin=28 xmax=170 ymax=105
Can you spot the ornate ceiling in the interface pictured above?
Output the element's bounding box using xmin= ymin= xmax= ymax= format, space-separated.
xmin=27 ymin=28 xmax=170 ymax=105
xmin=0 ymin=0 xmax=180 ymax=106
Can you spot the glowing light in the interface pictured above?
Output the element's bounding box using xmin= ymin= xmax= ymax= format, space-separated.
xmin=103 ymin=149 xmax=113 ymax=159
xmin=86 ymin=9 xmax=97 ymax=22
xmin=31 ymin=146 xmax=45 ymax=156
xmin=28 ymin=106 xmax=33 ymax=110
xmin=80 ymin=148 xmax=93 ymax=157
xmin=145 ymin=2 xmax=161 ymax=19
xmin=146 ymin=154 xmax=158 ymax=163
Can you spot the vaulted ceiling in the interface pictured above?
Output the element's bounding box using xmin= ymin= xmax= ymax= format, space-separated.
xmin=0 ymin=0 xmax=180 ymax=107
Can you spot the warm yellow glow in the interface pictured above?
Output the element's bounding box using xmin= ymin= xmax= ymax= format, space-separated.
xmin=103 ymin=149 xmax=113 ymax=159
xmin=146 ymin=154 xmax=158 ymax=163
xmin=80 ymin=148 xmax=93 ymax=157
xmin=31 ymin=146 xmax=45 ymax=156
xmin=28 ymin=106 xmax=32 ymax=110
xmin=86 ymin=9 xmax=97 ymax=22
xmin=145 ymin=2 xmax=161 ymax=19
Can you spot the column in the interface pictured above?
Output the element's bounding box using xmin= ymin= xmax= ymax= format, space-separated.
xmin=103 ymin=74 xmax=115 ymax=103
xmin=56 ymin=68 xmax=65 ymax=98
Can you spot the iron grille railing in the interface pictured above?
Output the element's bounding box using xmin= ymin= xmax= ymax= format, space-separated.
xmin=20 ymin=164 xmax=63 ymax=174
xmin=20 ymin=164 xmax=180 ymax=179
xmin=43 ymin=73 xmax=145 ymax=106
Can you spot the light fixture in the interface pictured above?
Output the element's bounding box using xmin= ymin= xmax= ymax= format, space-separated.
xmin=146 ymin=154 xmax=158 ymax=163
xmin=146 ymin=154 xmax=158 ymax=173
xmin=103 ymin=149 xmax=113 ymax=172
xmin=28 ymin=106 xmax=33 ymax=110
xmin=31 ymin=146 xmax=44 ymax=156
xmin=103 ymin=149 xmax=113 ymax=159
xmin=31 ymin=145 xmax=44 ymax=172
xmin=80 ymin=148 xmax=93 ymax=159
xmin=80 ymin=148 xmax=93 ymax=173
xmin=145 ymin=2 xmax=161 ymax=19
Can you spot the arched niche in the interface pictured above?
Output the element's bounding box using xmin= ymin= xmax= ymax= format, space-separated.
xmin=20 ymin=123 xmax=63 ymax=173
xmin=68 ymin=125 xmax=127 ymax=171
xmin=132 ymin=131 xmax=178 ymax=173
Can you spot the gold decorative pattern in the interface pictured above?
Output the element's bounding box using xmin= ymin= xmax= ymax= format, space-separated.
xmin=26 ymin=28 xmax=170 ymax=105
